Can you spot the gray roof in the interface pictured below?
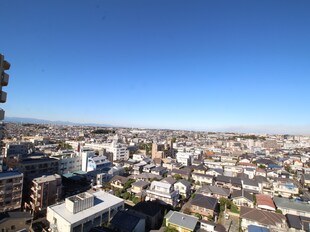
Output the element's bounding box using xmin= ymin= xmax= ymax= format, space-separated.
xmin=303 ymin=174 xmax=310 ymax=181
xmin=242 ymin=178 xmax=259 ymax=187
xmin=231 ymin=189 xmax=253 ymax=202
xmin=131 ymin=180 xmax=149 ymax=188
xmin=110 ymin=210 xmax=143 ymax=232
xmin=165 ymin=210 xmax=198 ymax=230
xmin=191 ymin=194 xmax=218 ymax=210
xmin=273 ymin=197 xmax=310 ymax=213
xmin=176 ymin=179 xmax=191 ymax=188
xmin=162 ymin=177 xmax=177 ymax=185
xmin=198 ymin=185 xmax=230 ymax=197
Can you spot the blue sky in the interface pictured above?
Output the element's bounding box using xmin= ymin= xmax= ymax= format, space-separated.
xmin=1 ymin=0 xmax=310 ymax=134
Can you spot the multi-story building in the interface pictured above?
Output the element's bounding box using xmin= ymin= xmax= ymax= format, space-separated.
xmin=17 ymin=156 xmax=59 ymax=180
xmin=4 ymin=142 xmax=33 ymax=158
xmin=0 ymin=171 xmax=23 ymax=212
xmin=26 ymin=174 xmax=62 ymax=215
xmin=272 ymin=179 xmax=299 ymax=197
xmin=151 ymin=142 xmax=166 ymax=159
xmin=52 ymin=150 xmax=82 ymax=174
xmin=176 ymin=152 xmax=194 ymax=166
xmin=47 ymin=191 xmax=124 ymax=232
xmin=146 ymin=180 xmax=179 ymax=207
xmin=84 ymin=136 xmax=129 ymax=161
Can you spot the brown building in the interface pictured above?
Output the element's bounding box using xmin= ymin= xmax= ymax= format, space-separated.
xmin=188 ymin=194 xmax=218 ymax=219
xmin=0 ymin=171 xmax=23 ymax=212
xmin=26 ymin=174 xmax=62 ymax=216
xmin=151 ymin=143 xmax=166 ymax=159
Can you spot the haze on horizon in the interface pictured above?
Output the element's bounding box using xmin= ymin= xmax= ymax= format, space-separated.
xmin=1 ymin=0 xmax=310 ymax=134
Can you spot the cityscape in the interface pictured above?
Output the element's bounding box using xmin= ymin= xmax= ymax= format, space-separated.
xmin=1 ymin=1 xmax=310 ymax=232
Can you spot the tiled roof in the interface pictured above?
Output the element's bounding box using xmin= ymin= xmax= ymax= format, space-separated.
xmin=240 ymin=206 xmax=286 ymax=227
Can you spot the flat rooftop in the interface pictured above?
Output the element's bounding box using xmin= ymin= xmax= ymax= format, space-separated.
xmin=0 ymin=171 xmax=23 ymax=179
xmin=33 ymin=174 xmax=61 ymax=184
xmin=48 ymin=191 xmax=124 ymax=224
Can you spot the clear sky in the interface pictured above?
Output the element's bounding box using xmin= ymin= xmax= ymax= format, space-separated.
xmin=1 ymin=0 xmax=310 ymax=134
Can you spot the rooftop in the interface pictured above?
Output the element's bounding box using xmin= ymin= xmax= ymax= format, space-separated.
xmin=48 ymin=191 xmax=123 ymax=224
xmin=273 ymin=197 xmax=310 ymax=213
xmin=165 ymin=210 xmax=198 ymax=231
xmin=0 ymin=171 xmax=23 ymax=179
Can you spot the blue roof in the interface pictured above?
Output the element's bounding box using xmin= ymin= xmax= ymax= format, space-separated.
xmin=248 ymin=225 xmax=270 ymax=232
xmin=268 ymin=164 xmax=281 ymax=169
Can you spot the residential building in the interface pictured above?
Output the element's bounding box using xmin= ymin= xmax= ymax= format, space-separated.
xmin=17 ymin=156 xmax=59 ymax=180
xmin=110 ymin=176 xmax=129 ymax=190
xmin=47 ymin=191 xmax=124 ymax=232
xmin=189 ymin=194 xmax=218 ymax=219
xmin=4 ymin=142 xmax=32 ymax=158
xmin=110 ymin=210 xmax=145 ymax=232
xmin=151 ymin=166 xmax=168 ymax=176
xmin=164 ymin=210 xmax=198 ymax=232
xmin=176 ymin=152 xmax=194 ymax=166
xmin=240 ymin=206 xmax=287 ymax=232
xmin=192 ymin=173 xmax=214 ymax=185
xmin=54 ymin=151 xmax=82 ymax=174
xmin=171 ymin=168 xmax=192 ymax=180
xmin=242 ymin=178 xmax=261 ymax=194
xmin=129 ymin=180 xmax=149 ymax=198
xmin=286 ymin=214 xmax=310 ymax=232
xmin=231 ymin=189 xmax=254 ymax=208
xmin=273 ymin=179 xmax=299 ymax=197
xmin=215 ymin=176 xmax=242 ymax=191
xmin=197 ymin=185 xmax=230 ymax=199
xmin=151 ymin=143 xmax=166 ymax=159
xmin=301 ymin=174 xmax=310 ymax=188
xmin=0 ymin=171 xmax=23 ymax=212
xmin=0 ymin=211 xmax=32 ymax=232
xmin=174 ymin=179 xmax=191 ymax=199
xmin=199 ymin=220 xmax=227 ymax=232
xmin=256 ymin=194 xmax=276 ymax=211
xmin=133 ymin=201 xmax=163 ymax=231
xmin=273 ymin=197 xmax=310 ymax=217
xmin=26 ymin=174 xmax=62 ymax=216
xmin=146 ymin=180 xmax=179 ymax=207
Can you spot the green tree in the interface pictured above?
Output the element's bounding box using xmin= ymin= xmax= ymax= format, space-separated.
xmin=258 ymin=164 xmax=266 ymax=169
xmin=123 ymin=179 xmax=135 ymax=190
xmin=132 ymin=197 xmax=141 ymax=204
xmin=230 ymin=203 xmax=240 ymax=214
xmin=207 ymin=214 xmax=214 ymax=222
xmin=194 ymin=213 xmax=202 ymax=220
xmin=276 ymin=209 xmax=283 ymax=214
xmin=164 ymin=227 xmax=178 ymax=232
xmin=219 ymin=197 xmax=232 ymax=213
xmin=122 ymin=192 xmax=131 ymax=200
xmin=114 ymin=189 xmax=122 ymax=197
xmin=174 ymin=174 xmax=183 ymax=181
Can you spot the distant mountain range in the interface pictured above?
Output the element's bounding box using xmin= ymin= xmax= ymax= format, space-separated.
xmin=4 ymin=116 xmax=113 ymax=127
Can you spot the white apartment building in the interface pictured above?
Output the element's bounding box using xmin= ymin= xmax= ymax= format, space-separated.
xmin=52 ymin=151 xmax=82 ymax=174
xmin=47 ymin=191 xmax=124 ymax=232
xmin=84 ymin=136 xmax=129 ymax=161
xmin=176 ymin=152 xmax=194 ymax=166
